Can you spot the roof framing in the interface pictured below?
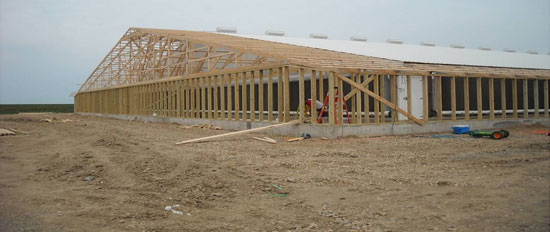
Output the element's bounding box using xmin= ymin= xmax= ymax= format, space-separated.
xmin=79 ymin=27 xmax=550 ymax=92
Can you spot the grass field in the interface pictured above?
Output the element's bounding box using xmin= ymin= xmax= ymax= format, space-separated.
xmin=0 ymin=104 xmax=74 ymax=114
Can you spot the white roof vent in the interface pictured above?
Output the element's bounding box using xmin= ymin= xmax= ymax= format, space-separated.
xmin=350 ymin=36 xmax=367 ymax=42
xmin=386 ymin=39 xmax=403 ymax=44
xmin=265 ymin=30 xmax=285 ymax=36
xmin=309 ymin=33 xmax=328 ymax=39
xmin=216 ymin=27 xmax=237 ymax=33
xmin=503 ymin=48 xmax=516 ymax=53
xmin=450 ymin=44 xmax=465 ymax=49
xmin=478 ymin=46 xmax=491 ymax=51
xmin=526 ymin=50 xmax=538 ymax=54
xmin=420 ymin=42 xmax=436 ymax=47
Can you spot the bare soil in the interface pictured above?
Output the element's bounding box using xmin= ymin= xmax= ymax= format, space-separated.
xmin=0 ymin=113 xmax=549 ymax=231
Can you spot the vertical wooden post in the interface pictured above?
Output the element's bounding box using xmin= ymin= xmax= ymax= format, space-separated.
xmin=311 ymin=70 xmax=317 ymax=124
xmin=196 ymin=78 xmax=201 ymax=118
xmin=251 ymin=71 xmax=256 ymax=122
xmin=512 ymin=78 xmax=518 ymax=118
xmin=364 ymin=73 xmax=370 ymax=124
xmin=351 ymin=74 xmax=357 ymax=123
xmin=214 ymin=76 xmax=218 ymax=120
xmin=268 ymin=69 xmax=274 ymax=122
xmin=523 ymin=78 xmax=529 ymax=118
xmin=319 ymin=71 xmax=324 ymax=106
xmin=451 ymin=76 xmax=456 ymax=120
xmin=501 ymin=78 xmax=506 ymax=118
xmin=489 ymin=77 xmax=494 ymax=120
xmin=390 ymin=75 xmax=397 ymax=122
xmin=477 ymin=77 xmax=482 ymax=120
xmin=220 ymin=74 xmax=225 ymax=120
xmin=437 ymin=76 xmax=443 ymax=121
xmin=356 ymin=73 xmax=362 ymax=124
xmin=380 ymin=75 xmax=385 ymax=123
xmin=207 ymin=77 xmax=212 ymax=119
xmin=464 ymin=77 xmax=470 ymax=120
xmin=277 ymin=67 xmax=283 ymax=122
xmin=168 ymin=82 xmax=173 ymax=117
xmin=407 ymin=75 xmax=412 ymax=122
xmin=283 ymin=66 xmax=290 ymax=122
xmin=374 ymin=74 xmax=380 ymax=124
xmin=298 ymin=68 xmax=305 ymax=122
xmin=328 ymin=72 xmax=335 ymax=125
xmin=338 ymin=77 xmax=344 ymax=124
xmin=227 ymin=74 xmax=233 ymax=120
xmin=234 ymin=73 xmax=240 ymax=120
xmin=242 ymin=72 xmax=248 ymax=121
xmin=258 ymin=70 xmax=264 ymax=121
xmin=544 ymin=80 xmax=549 ymax=117
xmin=534 ymin=79 xmax=539 ymax=117
xmin=201 ymin=78 xmax=206 ymax=119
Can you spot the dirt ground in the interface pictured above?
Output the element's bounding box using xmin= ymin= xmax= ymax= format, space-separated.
xmin=0 ymin=113 xmax=548 ymax=232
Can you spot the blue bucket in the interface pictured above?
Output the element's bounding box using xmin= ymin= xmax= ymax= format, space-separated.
xmin=452 ymin=125 xmax=470 ymax=134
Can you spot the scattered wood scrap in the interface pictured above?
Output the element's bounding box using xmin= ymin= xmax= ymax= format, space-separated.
xmin=285 ymin=137 xmax=305 ymax=142
xmin=176 ymin=120 xmax=300 ymax=145
xmin=0 ymin=128 xmax=16 ymax=136
xmin=252 ymin=137 xmax=277 ymax=144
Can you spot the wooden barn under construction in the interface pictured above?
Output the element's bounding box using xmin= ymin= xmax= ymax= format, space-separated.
xmin=74 ymin=27 xmax=550 ymax=137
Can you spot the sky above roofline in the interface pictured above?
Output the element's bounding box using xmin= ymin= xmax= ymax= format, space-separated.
xmin=1 ymin=0 xmax=549 ymax=104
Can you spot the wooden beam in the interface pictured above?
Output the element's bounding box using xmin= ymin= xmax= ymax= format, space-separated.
xmin=268 ymin=69 xmax=274 ymax=122
xmin=328 ymin=72 xmax=335 ymax=125
xmin=344 ymin=74 xmax=374 ymax=101
xmin=501 ymin=78 xmax=506 ymax=118
xmin=277 ymin=67 xmax=283 ymax=123
xmin=437 ymin=76 xmax=443 ymax=121
xmin=207 ymin=76 xmax=212 ymax=119
xmin=523 ymin=79 xmax=529 ymax=118
xmin=201 ymin=77 xmax=206 ymax=119
xmin=534 ymin=79 xmax=539 ymax=117
xmin=451 ymin=76 xmax=456 ymax=120
xmin=356 ymin=73 xmax=362 ymax=124
xmin=464 ymin=77 xmax=469 ymax=120
xmin=477 ymin=77 xmax=482 ymax=120
xmin=214 ymin=75 xmax=218 ymax=120
xmin=374 ymin=74 xmax=380 ymax=123
xmin=513 ymin=78 xmax=518 ymax=118
xmin=283 ymin=66 xmax=290 ymax=122
xmin=391 ymin=75 xmax=397 ymax=122
xmin=335 ymin=73 xmax=424 ymax=126
xmin=489 ymin=77 xmax=494 ymax=120
xmin=234 ymin=73 xmax=240 ymax=120
xmin=250 ymin=71 xmax=256 ymax=122
xmin=338 ymin=77 xmax=344 ymax=124
xmin=299 ymin=68 xmax=305 ymax=122
xmin=258 ymin=70 xmax=264 ymax=121
xmin=242 ymin=72 xmax=248 ymax=121
xmin=407 ymin=75 xmax=412 ymax=122
xmin=311 ymin=70 xmax=317 ymax=124
xmin=227 ymin=74 xmax=233 ymax=120
xmin=380 ymin=75 xmax=385 ymax=123
xmin=176 ymin=120 xmax=300 ymax=145
xmin=364 ymin=73 xmax=370 ymax=124
xmin=220 ymin=74 xmax=225 ymax=120
xmin=544 ymin=80 xmax=549 ymax=118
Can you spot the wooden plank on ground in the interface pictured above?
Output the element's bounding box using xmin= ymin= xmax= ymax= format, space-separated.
xmin=176 ymin=120 xmax=300 ymax=145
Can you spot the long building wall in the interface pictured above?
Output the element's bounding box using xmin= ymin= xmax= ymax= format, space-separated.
xmin=75 ymin=64 xmax=550 ymax=128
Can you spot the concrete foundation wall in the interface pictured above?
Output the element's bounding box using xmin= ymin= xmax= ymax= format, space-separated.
xmin=78 ymin=112 xmax=550 ymax=139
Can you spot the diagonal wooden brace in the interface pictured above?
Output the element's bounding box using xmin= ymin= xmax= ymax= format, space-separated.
xmin=344 ymin=74 xmax=375 ymax=101
xmin=335 ymin=73 xmax=424 ymax=126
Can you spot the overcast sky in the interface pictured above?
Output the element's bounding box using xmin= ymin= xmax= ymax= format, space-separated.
xmin=0 ymin=0 xmax=549 ymax=104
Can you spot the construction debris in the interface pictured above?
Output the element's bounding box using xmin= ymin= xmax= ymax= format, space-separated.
xmin=252 ymin=137 xmax=277 ymax=144
xmin=176 ymin=120 xmax=300 ymax=145
xmin=0 ymin=128 xmax=16 ymax=136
